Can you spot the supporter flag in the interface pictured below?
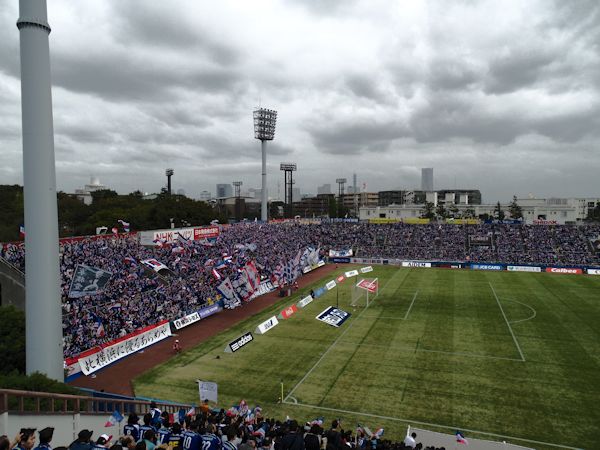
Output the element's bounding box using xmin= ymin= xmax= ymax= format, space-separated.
xmin=186 ymin=407 xmax=196 ymax=417
xmin=118 ymin=220 xmax=130 ymax=232
xmin=111 ymin=227 xmax=119 ymax=236
xmin=19 ymin=225 xmax=25 ymax=238
xmin=153 ymin=238 xmax=166 ymax=248
xmin=373 ymin=428 xmax=384 ymax=439
xmin=95 ymin=317 xmax=106 ymax=337
xmin=96 ymin=226 xmax=108 ymax=235
xmin=172 ymin=246 xmax=184 ymax=254
xmin=104 ymin=410 xmax=123 ymax=427
xmin=212 ymin=268 xmax=222 ymax=280
xmin=311 ymin=417 xmax=324 ymax=427
xmin=123 ymin=257 xmax=137 ymax=266
xmin=456 ymin=431 xmax=468 ymax=445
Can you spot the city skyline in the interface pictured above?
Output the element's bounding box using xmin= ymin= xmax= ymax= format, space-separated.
xmin=0 ymin=1 xmax=598 ymax=202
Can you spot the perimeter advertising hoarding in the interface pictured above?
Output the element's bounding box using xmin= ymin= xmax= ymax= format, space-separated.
xmin=255 ymin=316 xmax=279 ymax=334
xmin=316 ymin=306 xmax=351 ymax=328
xmin=194 ymin=226 xmax=220 ymax=240
xmin=173 ymin=312 xmax=201 ymax=330
xmin=545 ymin=267 xmax=583 ymax=274
xmin=401 ymin=261 xmax=432 ymax=268
xmin=279 ymin=304 xmax=298 ymax=319
xmin=345 ymin=270 xmax=359 ymax=278
xmin=587 ymin=268 xmax=600 ymax=275
xmin=471 ymin=264 xmax=503 ymax=271
xmin=325 ymin=280 xmax=337 ymax=290
xmin=225 ymin=332 xmax=254 ymax=353
xmin=507 ymin=266 xmax=542 ymax=273
xmin=360 ymin=266 xmax=373 ymax=273
xmin=297 ymin=295 xmax=313 ymax=308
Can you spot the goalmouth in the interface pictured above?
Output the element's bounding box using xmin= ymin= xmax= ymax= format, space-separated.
xmin=351 ymin=278 xmax=379 ymax=308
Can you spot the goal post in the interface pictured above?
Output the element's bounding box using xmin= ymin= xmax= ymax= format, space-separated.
xmin=351 ymin=278 xmax=379 ymax=308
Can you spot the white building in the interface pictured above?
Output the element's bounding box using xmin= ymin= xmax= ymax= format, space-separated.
xmin=74 ymin=176 xmax=108 ymax=205
xmin=359 ymin=197 xmax=600 ymax=224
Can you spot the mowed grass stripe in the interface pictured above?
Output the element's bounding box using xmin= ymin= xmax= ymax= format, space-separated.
xmin=134 ymin=267 xmax=600 ymax=449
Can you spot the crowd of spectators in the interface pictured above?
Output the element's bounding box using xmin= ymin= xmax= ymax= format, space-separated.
xmin=0 ymin=402 xmax=443 ymax=450
xmin=1 ymin=222 xmax=599 ymax=359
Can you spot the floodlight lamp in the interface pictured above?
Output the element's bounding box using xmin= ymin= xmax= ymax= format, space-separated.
xmin=166 ymin=168 xmax=174 ymax=176
xmin=253 ymin=107 xmax=278 ymax=141
xmin=336 ymin=178 xmax=347 ymax=184
xmin=280 ymin=163 xmax=297 ymax=171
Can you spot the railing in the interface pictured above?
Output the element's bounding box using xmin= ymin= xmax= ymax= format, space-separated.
xmin=0 ymin=389 xmax=190 ymax=416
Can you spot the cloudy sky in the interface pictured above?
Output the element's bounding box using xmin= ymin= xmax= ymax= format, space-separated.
xmin=1 ymin=0 xmax=599 ymax=203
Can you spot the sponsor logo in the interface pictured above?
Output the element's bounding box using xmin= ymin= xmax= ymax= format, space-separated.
xmin=507 ymin=266 xmax=541 ymax=273
xmin=255 ymin=316 xmax=279 ymax=334
xmin=325 ymin=280 xmax=337 ymax=290
xmin=545 ymin=267 xmax=582 ymax=274
xmin=587 ymin=268 xmax=600 ymax=275
xmin=303 ymin=266 xmax=312 ymax=274
xmin=360 ymin=266 xmax=373 ymax=273
xmin=228 ymin=332 xmax=253 ymax=352
xmin=471 ymin=264 xmax=503 ymax=271
xmin=330 ymin=257 xmax=351 ymax=263
xmin=193 ymin=226 xmax=220 ymax=240
xmin=401 ymin=261 xmax=432 ymax=268
xmin=533 ymin=220 xmax=558 ymax=225
xmin=317 ymin=260 xmax=325 ymax=267
xmin=316 ymin=306 xmax=352 ymax=328
xmin=329 ymin=249 xmax=353 ymax=257
xmin=345 ymin=270 xmax=359 ymax=278
xmin=198 ymin=304 xmax=222 ymax=319
xmin=173 ymin=312 xmax=201 ymax=330
xmin=297 ymin=295 xmax=313 ymax=308
xmin=450 ymin=264 xmax=462 ymax=269
xmin=336 ymin=275 xmax=345 ymax=283
xmin=280 ymin=304 xmax=298 ymax=319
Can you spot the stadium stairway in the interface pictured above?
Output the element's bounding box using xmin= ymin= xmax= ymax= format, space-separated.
xmin=0 ymin=256 xmax=25 ymax=310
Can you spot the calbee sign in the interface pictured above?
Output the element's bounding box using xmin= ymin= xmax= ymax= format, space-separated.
xmin=401 ymin=261 xmax=431 ymax=268
xmin=545 ymin=267 xmax=582 ymax=274
xmin=255 ymin=316 xmax=279 ymax=335
xmin=225 ymin=332 xmax=254 ymax=353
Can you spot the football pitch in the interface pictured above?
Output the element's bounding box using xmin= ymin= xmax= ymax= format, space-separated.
xmin=134 ymin=266 xmax=600 ymax=449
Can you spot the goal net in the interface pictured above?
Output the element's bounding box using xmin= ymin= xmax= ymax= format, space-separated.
xmin=351 ymin=278 xmax=379 ymax=308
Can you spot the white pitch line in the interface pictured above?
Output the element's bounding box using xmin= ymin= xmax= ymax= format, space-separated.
xmin=403 ymin=291 xmax=419 ymax=320
xmin=338 ymin=340 xmax=523 ymax=362
xmin=283 ymin=270 xmax=406 ymax=402
xmin=506 ymin=299 xmax=537 ymax=324
xmin=282 ymin=401 xmax=581 ymax=450
xmin=489 ymin=283 xmax=526 ymax=362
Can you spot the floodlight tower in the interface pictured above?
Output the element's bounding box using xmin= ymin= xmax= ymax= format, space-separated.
xmin=280 ymin=163 xmax=297 ymax=218
xmin=336 ymin=178 xmax=347 ymax=218
xmin=165 ymin=168 xmax=174 ymax=195
xmin=17 ymin=0 xmax=63 ymax=380
xmin=233 ymin=181 xmax=243 ymax=221
xmin=253 ymin=108 xmax=278 ymax=222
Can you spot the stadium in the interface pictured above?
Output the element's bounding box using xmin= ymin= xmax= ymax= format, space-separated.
xmin=1 ymin=1 xmax=600 ymax=450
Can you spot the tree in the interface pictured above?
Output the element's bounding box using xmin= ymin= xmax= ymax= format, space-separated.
xmin=421 ymin=201 xmax=435 ymax=220
xmin=463 ymin=207 xmax=476 ymax=219
xmin=508 ymin=195 xmax=523 ymax=220
xmin=436 ymin=204 xmax=447 ymax=220
xmin=0 ymin=306 xmax=26 ymax=374
xmin=448 ymin=204 xmax=459 ymax=219
xmin=495 ymin=201 xmax=505 ymax=221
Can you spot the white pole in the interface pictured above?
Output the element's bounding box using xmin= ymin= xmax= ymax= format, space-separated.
xmin=261 ymin=140 xmax=268 ymax=222
xmin=17 ymin=0 xmax=64 ymax=380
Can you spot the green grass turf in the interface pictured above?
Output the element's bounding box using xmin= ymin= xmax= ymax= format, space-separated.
xmin=133 ymin=266 xmax=600 ymax=449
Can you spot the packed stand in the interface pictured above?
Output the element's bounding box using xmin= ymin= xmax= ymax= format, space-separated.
xmin=1 ymin=401 xmax=445 ymax=450
xmin=1 ymin=223 xmax=599 ymax=359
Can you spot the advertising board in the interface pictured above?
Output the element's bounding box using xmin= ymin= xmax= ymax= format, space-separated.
xmin=173 ymin=312 xmax=201 ymax=330
xmin=225 ymin=332 xmax=254 ymax=353
xmin=545 ymin=267 xmax=583 ymax=274
xmin=316 ymin=306 xmax=351 ymax=328
xmin=255 ymin=316 xmax=279 ymax=334
xmin=401 ymin=261 xmax=432 ymax=268
xmin=471 ymin=264 xmax=503 ymax=271
xmin=507 ymin=266 xmax=541 ymax=273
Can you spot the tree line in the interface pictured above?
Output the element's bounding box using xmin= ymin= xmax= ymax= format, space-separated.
xmin=0 ymin=185 xmax=226 ymax=242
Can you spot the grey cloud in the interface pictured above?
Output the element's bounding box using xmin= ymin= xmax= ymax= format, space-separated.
xmin=428 ymin=59 xmax=481 ymax=92
xmin=310 ymin=120 xmax=410 ymax=154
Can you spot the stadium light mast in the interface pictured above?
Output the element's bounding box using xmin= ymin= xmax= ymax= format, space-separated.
xmin=253 ymin=108 xmax=277 ymax=222
xmin=280 ymin=163 xmax=297 ymax=219
xmin=336 ymin=178 xmax=347 ymax=218
xmin=17 ymin=0 xmax=63 ymax=380
xmin=233 ymin=181 xmax=243 ymax=221
xmin=165 ymin=168 xmax=174 ymax=195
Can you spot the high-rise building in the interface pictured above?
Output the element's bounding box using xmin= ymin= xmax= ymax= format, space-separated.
xmin=317 ymin=184 xmax=332 ymax=195
xmin=216 ymin=184 xmax=233 ymax=198
xmin=199 ymin=190 xmax=211 ymax=201
xmin=421 ymin=168 xmax=433 ymax=192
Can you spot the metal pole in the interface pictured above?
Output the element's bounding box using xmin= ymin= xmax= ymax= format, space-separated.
xmin=17 ymin=0 xmax=64 ymax=380
xmin=261 ymin=140 xmax=267 ymax=222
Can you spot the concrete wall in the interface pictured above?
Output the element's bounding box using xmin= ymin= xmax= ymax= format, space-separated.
xmin=0 ymin=412 xmax=121 ymax=447
xmin=0 ymin=258 xmax=25 ymax=310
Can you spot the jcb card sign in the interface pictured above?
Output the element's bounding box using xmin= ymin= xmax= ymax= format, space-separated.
xmin=225 ymin=332 xmax=254 ymax=352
